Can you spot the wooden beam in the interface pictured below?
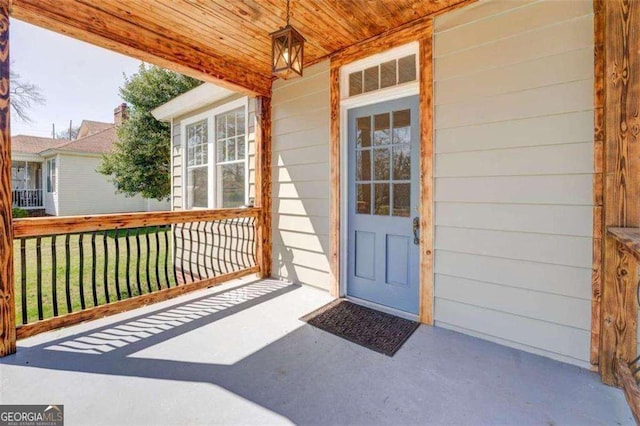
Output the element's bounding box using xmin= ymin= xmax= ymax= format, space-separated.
xmin=616 ymin=358 xmax=640 ymax=423
xmin=329 ymin=0 xmax=476 ymax=68
xmin=13 ymin=208 xmax=260 ymax=238
xmin=0 ymin=0 xmax=15 ymax=357
xmin=418 ymin=22 xmax=434 ymax=325
xmin=10 ymin=0 xmax=272 ymax=97
xmin=591 ymin=0 xmax=606 ymax=367
xmin=599 ymin=0 xmax=640 ymax=386
xmin=16 ymin=266 xmax=259 ymax=340
xmin=329 ymin=65 xmax=340 ymax=298
xmin=254 ymin=96 xmax=272 ymax=279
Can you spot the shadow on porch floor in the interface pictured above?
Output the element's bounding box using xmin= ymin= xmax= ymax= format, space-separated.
xmin=0 ymin=277 xmax=633 ymax=425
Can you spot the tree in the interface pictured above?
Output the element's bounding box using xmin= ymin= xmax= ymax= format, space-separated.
xmin=56 ymin=125 xmax=81 ymax=140
xmin=98 ymin=64 xmax=202 ymax=200
xmin=10 ymin=70 xmax=45 ymax=123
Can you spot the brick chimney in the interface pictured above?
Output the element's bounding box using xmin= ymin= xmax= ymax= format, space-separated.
xmin=114 ymin=103 xmax=129 ymax=125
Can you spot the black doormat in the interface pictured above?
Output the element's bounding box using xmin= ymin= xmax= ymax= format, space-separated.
xmin=300 ymin=299 xmax=419 ymax=356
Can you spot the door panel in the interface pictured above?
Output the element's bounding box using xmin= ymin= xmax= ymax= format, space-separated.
xmin=347 ymin=96 xmax=420 ymax=314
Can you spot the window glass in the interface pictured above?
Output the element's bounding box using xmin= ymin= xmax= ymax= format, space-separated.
xmin=186 ymin=120 xmax=208 ymax=167
xmin=47 ymin=159 xmax=56 ymax=193
xmin=398 ymin=54 xmax=417 ymax=84
xmin=187 ymin=167 xmax=208 ymax=209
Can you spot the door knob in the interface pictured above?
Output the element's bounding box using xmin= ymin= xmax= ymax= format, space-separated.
xmin=412 ymin=217 xmax=420 ymax=245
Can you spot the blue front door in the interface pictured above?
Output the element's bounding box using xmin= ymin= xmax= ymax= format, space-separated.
xmin=347 ymin=96 xmax=420 ymax=315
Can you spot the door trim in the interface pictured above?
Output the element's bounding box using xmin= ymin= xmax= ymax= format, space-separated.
xmin=329 ymin=25 xmax=434 ymax=325
xmin=331 ymin=51 xmax=433 ymax=325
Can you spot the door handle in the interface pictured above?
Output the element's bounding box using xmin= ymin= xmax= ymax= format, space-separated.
xmin=412 ymin=217 xmax=420 ymax=245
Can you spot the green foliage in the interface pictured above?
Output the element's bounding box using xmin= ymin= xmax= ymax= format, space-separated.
xmin=99 ymin=64 xmax=202 ymax=200
xmin=12 ymin=207 xmax=28 ymax=218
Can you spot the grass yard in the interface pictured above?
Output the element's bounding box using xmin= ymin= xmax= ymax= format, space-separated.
xmin=13 ymin=228 xmax=178 ymax=326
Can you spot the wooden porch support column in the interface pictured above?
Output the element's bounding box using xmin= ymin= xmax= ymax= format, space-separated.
xmin=0 ymin=0 xmax=16 ymax=357
xmin=599 ymin=0 xmax=640 ymax=386
xmin=255 ymin=96 xmax=272 ymax=279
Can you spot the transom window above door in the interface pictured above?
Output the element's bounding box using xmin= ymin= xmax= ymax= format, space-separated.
xmin=340 ymin=43 xmax=418 ymax=100
xmin=183 ymin=99 xmax=249 ymax=210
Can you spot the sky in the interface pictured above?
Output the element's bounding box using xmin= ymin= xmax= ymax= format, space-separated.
xmin=11 ymin=19 xmax=143 ymax=137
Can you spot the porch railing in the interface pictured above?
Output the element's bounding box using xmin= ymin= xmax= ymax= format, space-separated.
xmin=12 ymin=208 xmax=260 ymax=339
xmin=12 ymin=189 xmax=43 ymax=208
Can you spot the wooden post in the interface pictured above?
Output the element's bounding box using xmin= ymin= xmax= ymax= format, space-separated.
xmin=254 ymin=96 xmax=272 ymax=279
xmin=0 ymin=0 xmax=16 ymax=357
xmin=329 ymin=65 xmax=340 ymax=298
xmin=418 ymin=21 xmax=434 ymax=325
xmin=599 ymin=0 xmax=640 ymax=386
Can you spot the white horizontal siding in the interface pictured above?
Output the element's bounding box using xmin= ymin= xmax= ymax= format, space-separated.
xmin=433 ymin=0 xmax=594 ymax=368
xmin=271 ymin=61 xmax=331 ymax=290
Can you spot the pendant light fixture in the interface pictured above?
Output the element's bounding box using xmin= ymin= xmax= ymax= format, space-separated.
xmin=270 ymin=0 xmax=305 ymax=79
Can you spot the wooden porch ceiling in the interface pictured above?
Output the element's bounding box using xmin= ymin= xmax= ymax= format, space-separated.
xmin=9 ymin=0 xmax=466 ymax=96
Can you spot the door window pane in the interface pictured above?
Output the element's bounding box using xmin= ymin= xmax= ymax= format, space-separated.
xmin=392 ymin=145 xmax=411 ymax=180
xmin=356 ymin=183 xmax=371 ymax=214
xmin=374 ymin=148 xmax=390 ymax=180
xmin=374 ymin=183 xmax=390 ymax=216
xmin=356 ymin=150 xmax=371 ymax=181
xmin=217 ymin=163 xmax=245 ymax=208
xmin=187 ymin=167 xmax=208 ymax=209
xmin=393 ymin=183 xmax=410 ymax=217
xmin=393 ymin=109 xmax=411 ymax=144
xmin=356 ymin=116 xmax=371 ymax=148
xmin=374 ymin=113 xmax=390 ymax=146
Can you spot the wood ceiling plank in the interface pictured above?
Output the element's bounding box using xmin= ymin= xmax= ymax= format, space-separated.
xmin=11 ymin=0 xmax=272 ymax=96
xmin=77 ymin=0 xmax=271 ymax=71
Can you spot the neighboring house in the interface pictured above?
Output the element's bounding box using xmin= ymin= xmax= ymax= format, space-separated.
xmin=12 ymin=104 xmax=169 ymax=216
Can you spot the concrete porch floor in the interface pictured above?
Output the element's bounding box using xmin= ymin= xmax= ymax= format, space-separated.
xmin=0 ymin=277 xmax=633 ymax=425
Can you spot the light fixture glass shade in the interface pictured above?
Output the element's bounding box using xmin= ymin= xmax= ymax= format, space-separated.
xmin=271 ymin=24 xmax=305 ymax=79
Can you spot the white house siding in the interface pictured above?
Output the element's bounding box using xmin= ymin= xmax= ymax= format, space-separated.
xmin=56 ymin=154 xmax=152 ymax=216
xmin=433 ymin=0 xmax=594 ymax=367
xmin=271 ymin=61 xmax=331 ymax=290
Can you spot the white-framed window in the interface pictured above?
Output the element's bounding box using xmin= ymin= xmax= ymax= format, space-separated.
xmin=182 ymin=98 xmax=249 ymax=210
xmin=46 ymin=158 xmax=56 ymax=193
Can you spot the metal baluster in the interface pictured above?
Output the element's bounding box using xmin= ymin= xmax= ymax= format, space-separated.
xmin=214 ymin=220 xmax=223 ymax=275
xmin=125 ymin=229 xmax=132 ymax=297
xmin=51 ymin=235 xmax=58 ymax=317
xmin=145 ymin=227 xmax=152 ymax=292
xmin=164 ymin=225 xmax=171 ymax=288
xmin=195 ymin=221 xmax=204 ymax=281
xmin=155 ymin=226 xmax=161 ymax=290
xmin=187 ymin=222 xmax=195 ymax=283
xmin=64 ymin=234 xmax=72 ymax=313
xmin=103 ymin=232 xmax=110 ymax=303
xmin=203 ymin=221 xmax=211 ymax=279
xmin=20 ymin=238 xmax=27 ymax=325
xmin=180 ymin=223 xmax=187 ymax=285
xmin=78 ymin=233 xmax=86 ymax=310
xmin=36 ymin=236 xmax=43 ymax=320
xmin=91 ymin=233 xmax=98 ymax=306
xmin=114 ymin=229 xmax=121 ymax=300
xmin=135 ymin=228 xmax=142 ymax=295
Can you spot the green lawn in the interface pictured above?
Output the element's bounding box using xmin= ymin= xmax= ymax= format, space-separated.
xmin=13 ymin=228 xmax=178 ymax=325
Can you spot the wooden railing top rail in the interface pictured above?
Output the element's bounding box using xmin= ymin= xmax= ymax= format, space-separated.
xmin=13 ymin=207 xmax=261 ymax=238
